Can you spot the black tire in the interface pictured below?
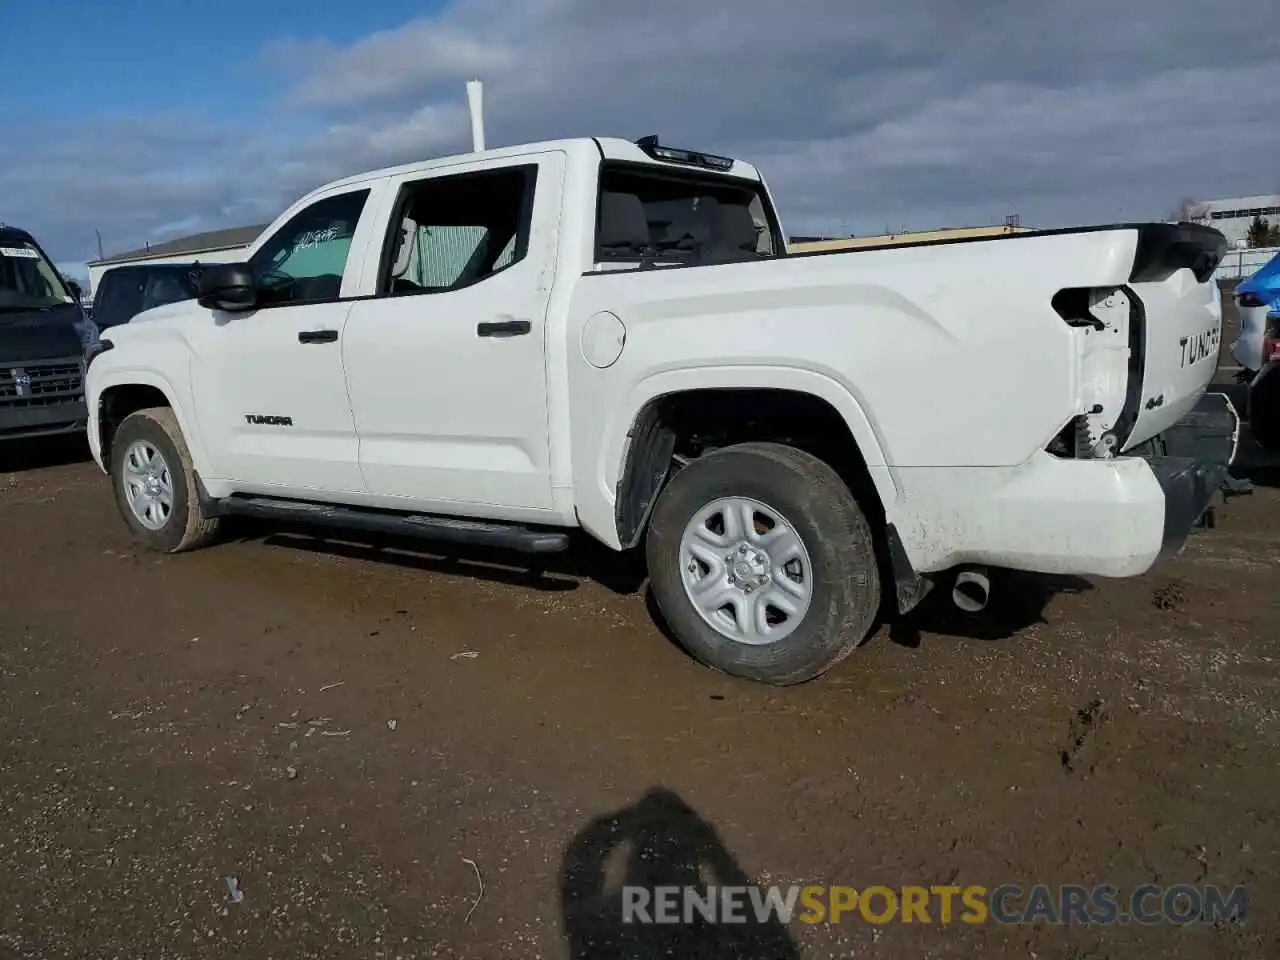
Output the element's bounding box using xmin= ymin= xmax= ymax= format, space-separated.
xmin=1248 ymin=365 xmax=1280 ymax=451
xmin=109 ymin=406 xmax=221 ymax=553
xmin=645 ymin=441 xmax=881 ymax=686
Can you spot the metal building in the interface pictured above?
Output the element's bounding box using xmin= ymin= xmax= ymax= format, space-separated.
xmin=1186 ymin=195 xmax=1280 ymax=250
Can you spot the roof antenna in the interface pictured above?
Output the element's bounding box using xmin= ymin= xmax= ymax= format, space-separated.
xmin=466 ymin=79 xmax=486 ymax=152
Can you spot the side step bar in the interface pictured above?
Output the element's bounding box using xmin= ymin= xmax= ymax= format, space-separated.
xmin=214 ymin=495 xmax=571 ymax=554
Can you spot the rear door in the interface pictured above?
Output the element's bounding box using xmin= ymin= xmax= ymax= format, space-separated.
xmin=341 ymin=153 xmax=564 ymax=515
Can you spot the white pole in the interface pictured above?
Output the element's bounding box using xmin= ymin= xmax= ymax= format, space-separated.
xmin=466 ymin=79 xmax=486 ymax=152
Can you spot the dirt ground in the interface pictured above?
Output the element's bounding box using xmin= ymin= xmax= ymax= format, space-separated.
xmin=2 ymin=315 xmax=1279 ymax=957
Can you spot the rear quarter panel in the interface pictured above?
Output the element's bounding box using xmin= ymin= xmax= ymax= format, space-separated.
xmin=565 ymin=228 xmax=1140 ymax=546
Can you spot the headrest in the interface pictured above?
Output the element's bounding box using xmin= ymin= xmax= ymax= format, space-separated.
xmin=714 ymin=204 xmax=760 ymax=252
xmin=598 ymin=192 xmax=650 ymax=252
xmin=663 ymin=196 xmax=719 ymax=250
xmin=391 ymin=217 xmax=418 ymax=277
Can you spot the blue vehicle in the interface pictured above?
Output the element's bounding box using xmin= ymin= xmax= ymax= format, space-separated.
xmin=1235 ymin=252 xmax=1280 ymax=450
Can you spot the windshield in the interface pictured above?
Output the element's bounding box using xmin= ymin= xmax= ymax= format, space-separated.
xmin=0 ymin=238 xmax=74 ymax=310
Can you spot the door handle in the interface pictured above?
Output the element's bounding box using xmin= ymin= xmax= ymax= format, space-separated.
xmin=298 ymin=329 xmax=339 ymax=344
xmin=477 ymin=319 xmax=531 ymax=338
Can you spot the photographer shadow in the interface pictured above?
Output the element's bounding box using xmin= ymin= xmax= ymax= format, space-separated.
xmin=559 ymin=787 xmax=801 ymax=959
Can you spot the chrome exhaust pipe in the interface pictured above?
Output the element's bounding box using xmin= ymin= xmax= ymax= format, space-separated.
xmin=952 ymin=566 xmax=990 ymax=613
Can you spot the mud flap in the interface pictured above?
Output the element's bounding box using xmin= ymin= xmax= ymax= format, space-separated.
xmin=886 ymin=522 xmax=932 ymax=615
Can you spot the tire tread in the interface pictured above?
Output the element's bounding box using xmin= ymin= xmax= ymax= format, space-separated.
xmin=646 ymin=441 xmax=880 ymax=685
xmin=111 ymin=406 xmax=221 ymax=553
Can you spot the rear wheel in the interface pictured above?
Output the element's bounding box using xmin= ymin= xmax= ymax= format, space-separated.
xmin=645 ymin=442 xmax=881 ymax=685
xmin=109 ymin=407 xmax=221 ymax=553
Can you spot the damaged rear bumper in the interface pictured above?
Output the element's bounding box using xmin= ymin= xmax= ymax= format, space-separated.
xmin=1136 ymin=391 xmax=1240 ymax=561
xmin=888 ymin=392 xmax=1241 ymax=595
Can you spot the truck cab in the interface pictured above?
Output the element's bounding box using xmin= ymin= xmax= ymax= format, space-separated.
xmin=0 ymin=224 xmax=96 ymax=444
xmin=85 ymin=136 xmax=1235 ymax=686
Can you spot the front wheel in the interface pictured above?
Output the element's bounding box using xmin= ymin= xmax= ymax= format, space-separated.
xmin=645 ymin=442 xmax=881 ymax=686
xmin=109 ymin=407 xmax=222 ymax=553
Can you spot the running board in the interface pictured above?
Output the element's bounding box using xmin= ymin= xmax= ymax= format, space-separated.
xmin=215 ymin=496 xmax=570 ymax=554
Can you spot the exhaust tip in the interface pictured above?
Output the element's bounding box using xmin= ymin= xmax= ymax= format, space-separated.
xmin=952 ymin=567 xmax=990 ymax=613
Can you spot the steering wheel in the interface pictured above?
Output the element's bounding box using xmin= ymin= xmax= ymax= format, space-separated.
xmin=255 ymin=267 xmax=297 ymax=302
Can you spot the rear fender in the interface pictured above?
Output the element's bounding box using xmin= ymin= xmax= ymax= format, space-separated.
xmin=577 ymin=365 xmax=898 ymax=550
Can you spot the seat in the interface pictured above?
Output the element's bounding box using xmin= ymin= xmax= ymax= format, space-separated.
xmin=657 ymin=196 xmax=718 ymax=257
xmin=701 ymin=204 xmax=762 ymax=264
xmin=598 ymin=192 xmax=651 ymax=258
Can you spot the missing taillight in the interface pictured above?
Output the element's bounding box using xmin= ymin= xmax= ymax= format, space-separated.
xmin=1046 ymin=285 xmax=1145 ymax=457
xmin=1051 ymin=287 xmax=1114 ymax=330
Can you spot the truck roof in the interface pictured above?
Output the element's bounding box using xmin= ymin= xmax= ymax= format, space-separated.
xmin=320 ymin=136 xmax=763 ymax=194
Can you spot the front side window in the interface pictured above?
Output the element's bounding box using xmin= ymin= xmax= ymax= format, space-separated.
xmin=0 ymin=237 xmax=75 ymax=310
xmin=381 ymin=166 xmax=533 ymax=295
xmin=250 ymin=189 xmax=370 ymax=307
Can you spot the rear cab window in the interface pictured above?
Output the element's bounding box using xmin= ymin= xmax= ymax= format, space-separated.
xmin=593 ymin=160 xmax=784 ymax=268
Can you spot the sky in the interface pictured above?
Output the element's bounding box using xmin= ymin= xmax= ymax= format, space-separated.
xmin=2 ymin=0 xmax=1278 ymax=283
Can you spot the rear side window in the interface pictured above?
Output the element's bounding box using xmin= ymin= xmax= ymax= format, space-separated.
xmin=379 ymin=165 xmax=535 ymax=296
xmin=594 ymin=164 xmax=780 ymax=266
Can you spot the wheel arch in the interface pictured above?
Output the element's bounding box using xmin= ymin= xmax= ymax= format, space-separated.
xmin=93 ymin=372 xmax=210 ymax=479
xmin=606 ymin=369 xmax=899 ymax=550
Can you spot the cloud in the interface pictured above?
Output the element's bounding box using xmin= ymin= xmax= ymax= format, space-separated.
xmin=5 ymin=0 xmax=1279 ymax=267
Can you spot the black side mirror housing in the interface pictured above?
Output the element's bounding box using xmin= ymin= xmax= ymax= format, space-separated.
xmin=198 ymin=262 xmax=257 ymax=312
xmin=65 ymin=279 xmax=83 ymax=300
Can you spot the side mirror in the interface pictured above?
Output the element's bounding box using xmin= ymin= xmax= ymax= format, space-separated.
xmin=197 ymin=262 xmax=257 ymax=312
xmin=65 ymin=279 xmax=83 ymax=300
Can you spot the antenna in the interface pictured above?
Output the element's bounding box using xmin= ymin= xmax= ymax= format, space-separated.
xmin=466 ymin=79 xmax=486 ymax=152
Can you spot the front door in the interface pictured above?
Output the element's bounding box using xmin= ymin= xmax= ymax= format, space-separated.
xmin=342 ymin=155 xmax=563 ymax=515
xmin=190 ymin=187 xmax=375 ymax=494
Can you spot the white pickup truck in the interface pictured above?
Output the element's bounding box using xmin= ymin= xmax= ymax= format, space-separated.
xmin=85 ymin=135 xmax=1237 ymax=685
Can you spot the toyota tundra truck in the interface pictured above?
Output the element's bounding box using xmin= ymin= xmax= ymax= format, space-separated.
xmin=83 ymin=135 xmax=1235 ymax=685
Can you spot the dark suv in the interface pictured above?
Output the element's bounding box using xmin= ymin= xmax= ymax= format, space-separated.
xmin=91 ymin=262 xmax=202 ymax=329
xmin=1 ymin=224 xmax=96 ymax=443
